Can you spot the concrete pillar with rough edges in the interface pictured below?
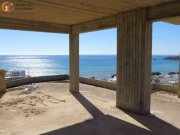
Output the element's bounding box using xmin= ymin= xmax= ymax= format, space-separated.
xmin=69 ymin=33 xmax=79 ymax=93
xmin=0 ymin=70 xmax=6 ymax=93
xmin=178 ymin=83 xmax=180 ymax=98
xmin=178 ymin=54 xmax=180 ymax=98
xmin=116 ymin=8 xmax=152 ymax=115
xmin=177 ymin=69 xmax=180 ymax=98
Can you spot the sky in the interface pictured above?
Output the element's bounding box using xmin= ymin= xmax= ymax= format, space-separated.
xmin=0 ymin=22 xmax=179 ymax=55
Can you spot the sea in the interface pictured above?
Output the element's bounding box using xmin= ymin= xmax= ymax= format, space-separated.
xmin=0 ymin=55 xmax=179 ymax=79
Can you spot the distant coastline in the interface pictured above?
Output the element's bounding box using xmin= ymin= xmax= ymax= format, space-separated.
xmin=164 ymin=56 xmax=180 ymax=60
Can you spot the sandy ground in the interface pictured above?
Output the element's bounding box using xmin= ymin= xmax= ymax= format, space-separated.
xmin=0 ymin=82 xmax=180 ymax=135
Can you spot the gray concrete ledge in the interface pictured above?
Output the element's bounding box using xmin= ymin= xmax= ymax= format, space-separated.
xmin=79 ymin=78 xmax=180 ymax=96
xmin=152 ymin=83 xmax=179 ymax=94
xmin=79 ymin=77 xmax=116 ymax=90
xmin=6 ymin=75 xmax=116 ymax=90
xmin=5 ymin=75 xmax=179 ymax=96
xmin=6 ymin=74 xmax=69 ymax=89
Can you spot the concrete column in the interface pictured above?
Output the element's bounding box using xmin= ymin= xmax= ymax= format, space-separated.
xmin=69 ymin=33 xmax=79 ymax=92
xmin=0 ymin=70 xmax=6 ymax=93
xmin=177 ymin=87 xmax=180 ymax=98
xmin=178 ymin=83 xmax=180 ymax=98
xmin=116 ymin=8 xmax=152 ymax=115
xmin=178 ymin=56 xmax=180 ymax=98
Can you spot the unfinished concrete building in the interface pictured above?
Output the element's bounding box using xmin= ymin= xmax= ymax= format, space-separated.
xmin=0 ymin=0 xmax=180 ymax=134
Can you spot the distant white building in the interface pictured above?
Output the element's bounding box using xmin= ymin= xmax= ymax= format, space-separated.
xmin=108 ymin=75 xmax=117 ymax=82
xmin=152 ymin=74 xmax=179 ymax=85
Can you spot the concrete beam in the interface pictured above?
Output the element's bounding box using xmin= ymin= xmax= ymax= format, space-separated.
xmin=72 ymin=1 xmax=180 ymax=33
xmin=0 ymin=17 xmax=71 ymax=34
xmin=72 ymin=16 xmax=117 ymax=33
xmin=116 ymin=8 xmax=152 ymax=115
xmin=148 ymin=0 xmax=180 ymax=21
xmin=69 ymin=33 xmax=79 ymax=92
xmin=0 ymin=1 xmax=178 ymax=34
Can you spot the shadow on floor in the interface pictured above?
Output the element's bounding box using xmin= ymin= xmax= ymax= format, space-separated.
xmin=0 ymin=92 xmax=5 ymax=99
xmin=71 ymin=92 xmax=104 ymax=118
xmin=124 ymin=111 xmax=180 ymax=135
xmin=41 ymin=92 xmax=180 ymax=135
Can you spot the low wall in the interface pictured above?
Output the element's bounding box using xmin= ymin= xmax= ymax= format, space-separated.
xmin=79 ymin=77 xmax=116 ymax=90
xmin=6 ymin=74 xmax=69 ymax=89
xmin=5 ymin=75 xmax=179 ymax=96
xmin=80 ymin=78 xmax=180 ymax=95
xmin=152 ymin=83 xmax=179 ymax=94
xmin=6 ymin=75 xmax=116 ymax=90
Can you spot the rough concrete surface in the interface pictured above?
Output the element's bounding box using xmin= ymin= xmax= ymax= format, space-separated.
xmin=0 ymin=82 xmax=180 ymax=135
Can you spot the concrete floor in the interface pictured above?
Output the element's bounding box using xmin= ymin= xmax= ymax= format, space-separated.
xmin=0 ymin=82 xmax=180 ymax=135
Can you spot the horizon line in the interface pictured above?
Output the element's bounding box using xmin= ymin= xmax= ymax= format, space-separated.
xmin=0 ymin=54 xmax=179 ymax=56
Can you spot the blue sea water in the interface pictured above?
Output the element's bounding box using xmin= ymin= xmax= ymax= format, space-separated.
xmin=0 ymin=55 xmax=179 ymax=79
